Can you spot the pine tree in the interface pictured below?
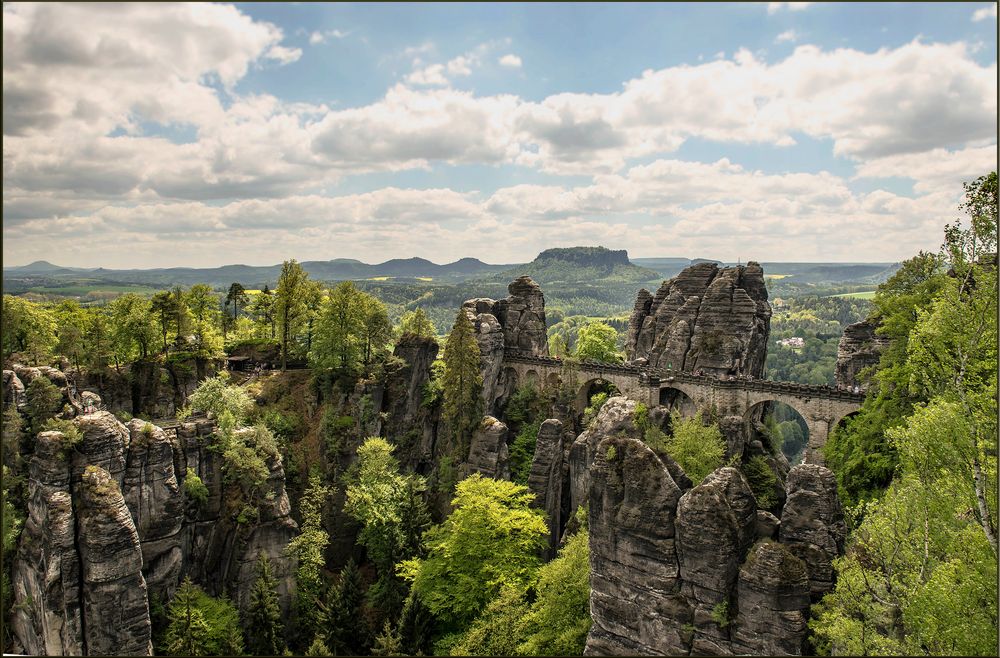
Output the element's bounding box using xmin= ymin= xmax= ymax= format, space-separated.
xmin=371 ymin=620 xmax=403 ymax=656
xmin=441 ymin=308 xmax=483 ymax=454
xmin=305 ymin=636 xmax=332 ymax=656
xmin=164 ymin=577 xmax=212 ymax=656
xmin=245 ymin=554 xmax=285 ymax=656
xmin=326 ymin=558 xmax=364 ymax=656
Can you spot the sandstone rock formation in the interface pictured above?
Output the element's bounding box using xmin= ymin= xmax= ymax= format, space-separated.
xmin=11 ymin=411 xmax=297 ymax=654
xmin=835 ymin=319 xmax=888 ymax=391
xmin=3 ymin=369 xmax=26 ymax=409
xmin=626 ymin=262 xmax=771 ymax=377
xmin=381 ymin=333 xmax=440 ymax=471
xmin=462 ymin=276 xmax=549 ymax=414
xmin=462 ymin=416 xmax=510 ymax=480
xmin=581 ymin=400 xmax=847 ymax=656
xmin=780 ymin=464 xmax=847 ymax=601
xmin=526 ymin=418 xmax=565 ymax=551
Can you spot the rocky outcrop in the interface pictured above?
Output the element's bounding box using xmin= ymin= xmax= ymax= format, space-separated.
xmin=582 ymin=401 xmax=847 ymax=656
xmin=526 ymin=418 xmax=564 ymax=551
xmin=779 ymin=464 xmax=847 ymax=601
xmin=381 ymin=334 xmax=440 ymax=471
xmin=835 ymin=319 xmax=888 ymax=391
xmin=462 ymin=276 xmax=549 ymax=414
xmin=462 ymin=416 xmax=510 ymax=480
xmin=626 ymin=262 xmax=771 ymax=377
xmin=585 ymin=433 xmax=688 ymax=655
xmin=492 ymin=276 xmax=549 ymax=355
xmin=122 ymin=419 xmax=185 ymax=603
xmin=11 ymin=411 xmax=297 ymax=654
xmin=569 ymin=396 xmax=644 ymax=515
xmin=77 ymin=466 xmax=153 ymax=656
xmin=3 ymin=369 xmax=26 ymax=409
xmin=732 ymin=541 xmax=811 ymax=656
xmin=10 ymin=431 xmax=85 ymax=656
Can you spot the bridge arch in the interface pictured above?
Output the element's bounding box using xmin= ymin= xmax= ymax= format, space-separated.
xmin=658 ymin=386 xmax=697 ymax=417
xmin=577 ymin=378 xmax=621 ymax=413
xmin=743 ymin=399 xmax=811 ymax=463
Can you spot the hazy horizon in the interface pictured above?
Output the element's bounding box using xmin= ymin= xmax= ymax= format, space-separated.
xmin=3 ymin=2 xmax=996 ymax=268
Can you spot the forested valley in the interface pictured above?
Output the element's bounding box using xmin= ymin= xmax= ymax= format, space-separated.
xmin=1 ymin=173 xmax=996 ymax=656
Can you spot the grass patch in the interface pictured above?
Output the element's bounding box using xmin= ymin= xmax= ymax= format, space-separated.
xmin=827 ymin=290 xmax=876 ymax=299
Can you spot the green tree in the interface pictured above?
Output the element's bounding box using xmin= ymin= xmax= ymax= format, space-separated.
xmin=25 ymin=376 xmax=63 ymax=433
xmin=182 ymin=374 xmax=254 ymax=424
xmin=164 ymin=578 xmax=213 ymax=656
xmin=108 ymin=292 xmax=156 ymax=363
xmin=312 ymin=281 xmax=365 ymax=372
xmin=1 ymin=295 xmax=56 ymax=365
xmin=659 ymin=412 xmax=725 ymax=485
xmin=372 ymin=620 xmax=403 ymax=656
xmin=226 ymin=283 xmax=249 ymax=324
xmin=397 ymin=308 xmax=437 ymax=339
xmin=245 ymin=554 xmax=285 ymax=656
xmin=398 ymin=474 xmax=547 ymax=627
xmin=249 ymin=286 xmax=276 ymax=339
xmin=344 ymin=438 xmax=429 ymax=618
xmin=185 ymin=284 xmax=223 ymax=357
xmin=441 ymin=309 xmax=483 ymax=452
xmin=53 ymin=300 xmax=87 ymax=373
xmin=326 ymin=557 xmax=364 ymax=656
xmin=574 ymin=321 xmax=621 ymax=363
xmin=1 ymin=464 xmax=23 ymax=650
xmin=285 ymin=473 xmax=331 ymax=648
xmin=151 ymin=290 xmax=179 ymax=356
xmin=361 ymin=295 xmax=392 ymax=373
xmin=275 ymin=260 xmax=310 ymax=370
xmin=517 ymin=527 xmax=591 ymax=656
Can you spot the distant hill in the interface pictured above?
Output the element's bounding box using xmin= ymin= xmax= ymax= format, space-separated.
xmin=490 ymin=246 xmax=661 ymax=284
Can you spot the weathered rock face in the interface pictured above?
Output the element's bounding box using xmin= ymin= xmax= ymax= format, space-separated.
xmin=493 ymin=276 xmax=549 ymax=355
xmin=122 ymin=419 xmax=185 ymax=603
xmin=3 ymin=369 xmax=26 ymax=409
xmin=462 ymin=416 xmax=510 ymax=480
xmin=835 ymin=319 xmax=888 ymax=391
xmin=526 ymin=418 xmax=564 ymax=551
xmin=382 ymin=334 xmax=440 ymax=471
xmin=779 ymin=464 xmax=847 ymax=601
xmin=11 ymin=412 xmax=298 ymax=655
xmin=462 ymin=276 xmax=549 ymax=414
xmin=585 ymin=433 xmax=688 ymax=656
xmin=77 ymin=466 xmax=153 ymax=657
xmin=569 ymin=396 xmax=644 ymax=515
xmin=732 ymin=541 xmax=811 ymax=656
xmin=582 ymin=402 xmax=847 ymax=656
xmin=10 ymin=431 xmax=85 ymax=656
xmin=626 ymin=262 xmax=771 ymax=377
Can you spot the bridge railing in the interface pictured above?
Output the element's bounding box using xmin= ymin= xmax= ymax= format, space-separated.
xmin=503 ymin=350 xmax=864 ymax=403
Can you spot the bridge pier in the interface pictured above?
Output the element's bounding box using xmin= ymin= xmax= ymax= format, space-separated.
xmin=803 ymin=418 xmax=831 ymax=465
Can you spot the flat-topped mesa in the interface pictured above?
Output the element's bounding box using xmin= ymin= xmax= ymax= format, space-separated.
xmin=626 ymin=261 xmax=771 ymax=378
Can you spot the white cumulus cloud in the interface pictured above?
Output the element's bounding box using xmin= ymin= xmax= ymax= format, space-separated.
xmin=499 ymin=53 xmax=522 ymax=68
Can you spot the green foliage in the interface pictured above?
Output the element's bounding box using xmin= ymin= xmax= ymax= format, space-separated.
xmin=663 ymin=412 xmax=725 ymax=485
xmin=605 ymin=445 xmax=617 ymax=461
xmin=742 ymin=456 xmax=778 ymax=510
xmin=245 ymin=554 xmax=285 ymax=656
xmin=441 ymin=309 xmax=483 ymax=450
xmin=371 ymin=619 xmax=404 ymax=656
xmin=285 ymin=473 xmax=332 ymax=648
xmin=185 ymin=374 xmax=254 ymax=424
xmin=517 ymin=528 xmax=592 ymax=655
xmin=25 ymin=376 xmax=63 ymax=432
xmin=1 ymin=294 xmax=56 ymax=364
xmin=344 ymin=437 xmax=430 ymax=618
xmin=325 ymin=558 xmax=364 ymax=656
xmin=164 ymin=577 xmax=243 ymax=656
xmin=311 ymin=281 xmax=366 ymax=372
xmin=397 ymin=308 xmax=437 ymax=339
xmin=582 ymin=391 xmax=609 ymax=427
xmin=813 ymin=175 xmax=998 ymax=655
xmin=275 ymin=259 xmax=310 ymax=370
xmin=398 ymin=474 xmax=547 ymax=626
xmin=421 ymin=359 xmax=445 ymax=408
xmin=448 ymin=584 xmax=529 ymax=656
xmin=711 ymin=601 xmax=731 ymax=628
xmin=509 ymin=421 xmax=540 ymax=485
xmin=183 ymin=468 xmax=209 ymax=506
xmin=319 ymin=406 xmax=354 ymax=464
xmin=574 ymin=321 xmax=622 ymax=363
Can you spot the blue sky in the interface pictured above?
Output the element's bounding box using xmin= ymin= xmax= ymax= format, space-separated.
xmin=3 ymin=2 xmax=997 ymax=268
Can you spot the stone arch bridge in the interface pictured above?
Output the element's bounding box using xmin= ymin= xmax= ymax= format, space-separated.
xmin=502 ymin=351 xmax=864 ymax=464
